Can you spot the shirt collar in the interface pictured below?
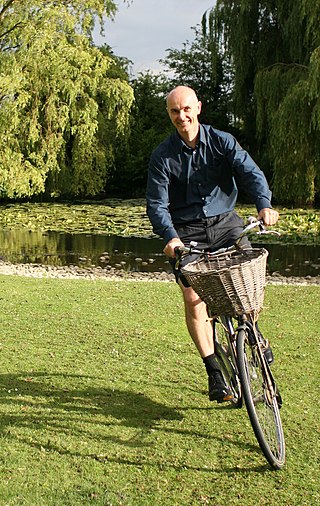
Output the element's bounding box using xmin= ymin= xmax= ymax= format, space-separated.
xmin=172 ymin=124 xmax=207 ymax=152
xmin=198 ymin=124 xmax=207 ymax=146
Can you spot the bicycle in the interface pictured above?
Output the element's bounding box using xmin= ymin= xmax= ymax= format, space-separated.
xmin=175 ymin=218 xmax=285 ymax=470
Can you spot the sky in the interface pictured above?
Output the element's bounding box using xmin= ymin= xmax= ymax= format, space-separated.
xmin=94 ymin=0 xmax=215 ymax=75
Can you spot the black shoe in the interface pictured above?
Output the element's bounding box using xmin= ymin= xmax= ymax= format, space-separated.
xmin=208 ymin=370 xmax=234 ymax=403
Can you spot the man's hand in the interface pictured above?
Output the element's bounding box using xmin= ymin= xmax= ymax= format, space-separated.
xmin=163 ymin=237 xmax=184 ymax=258
xmin=258 ymin=208 xmax=279 ymax=226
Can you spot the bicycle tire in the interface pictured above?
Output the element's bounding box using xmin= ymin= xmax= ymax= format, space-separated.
xmin=237 ymin=328 xmax=285 ymax=469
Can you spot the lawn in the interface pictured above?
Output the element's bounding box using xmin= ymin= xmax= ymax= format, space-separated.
xmin=0 ymin=276 xmax=318 ymax=505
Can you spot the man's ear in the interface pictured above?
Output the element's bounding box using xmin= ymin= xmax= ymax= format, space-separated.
xmin=198 ymin=101 xmax=202 ymax=114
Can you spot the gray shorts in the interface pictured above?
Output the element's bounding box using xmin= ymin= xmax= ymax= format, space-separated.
xmin=171 ymin=211 xmax=250 ymax=287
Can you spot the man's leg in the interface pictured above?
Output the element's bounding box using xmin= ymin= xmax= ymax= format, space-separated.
xmin=179 ymin=281 xmax=233 ymax=402
xmin=179 ymin=281 xmax=214 ymax=356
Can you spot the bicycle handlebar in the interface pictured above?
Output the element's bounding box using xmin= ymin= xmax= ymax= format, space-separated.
xmin=174 ymin=217 xmax=280 ymax=258
xmin=238 ymin=216 xmax=280 ymax=240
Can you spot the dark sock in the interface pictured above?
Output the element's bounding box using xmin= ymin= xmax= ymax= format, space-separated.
xmin=202 ymin=353 xmax=220 ymax=376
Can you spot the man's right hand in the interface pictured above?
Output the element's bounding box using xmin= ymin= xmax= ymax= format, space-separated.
xmin=163 ymin=237 xmax=184 ymax=258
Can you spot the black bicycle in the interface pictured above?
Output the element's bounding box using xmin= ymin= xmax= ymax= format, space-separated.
xmin=175 ymin=218 xmax=285 ymax=470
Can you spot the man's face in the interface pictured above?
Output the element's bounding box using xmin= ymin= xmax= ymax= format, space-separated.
xmin=166 ymin=89 xmax=201 ymax=139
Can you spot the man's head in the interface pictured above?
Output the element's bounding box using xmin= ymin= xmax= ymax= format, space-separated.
xmin=166 ymin=86 xmax=202 ymax=144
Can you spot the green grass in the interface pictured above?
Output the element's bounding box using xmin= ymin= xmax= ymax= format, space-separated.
xmin=0 ymin=276 xmax=319 ymax=505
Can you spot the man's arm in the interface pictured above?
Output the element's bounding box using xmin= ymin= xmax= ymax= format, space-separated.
xmin=223 ymin=134 xmax=279 ymax=226
xmin=146 ymin=154 xmax=179 ymax=245
xmin=223 ymin=133 xmax=273 ymax=212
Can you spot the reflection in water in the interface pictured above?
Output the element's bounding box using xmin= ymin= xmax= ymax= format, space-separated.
xmin=252 ymin=243 xmax=320 ymax=277
xmin=0 ymin=230 xmax=167 ymax=273
xmin=0 ymin=230 xmax=319 ymax=277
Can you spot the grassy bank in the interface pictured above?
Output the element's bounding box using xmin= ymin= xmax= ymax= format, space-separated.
xmin=0 ymin=276 xmax=318 ymax=505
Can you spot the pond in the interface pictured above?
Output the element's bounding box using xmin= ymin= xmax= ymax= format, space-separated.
xmin=0 ymin=229 xmax=319 ymax=278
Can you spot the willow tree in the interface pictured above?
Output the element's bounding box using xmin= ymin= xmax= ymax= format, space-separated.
xmin=0 ymin=0 xmax=134 ymax=198
xmin=206 ymin=1 xmax=320 ymax=206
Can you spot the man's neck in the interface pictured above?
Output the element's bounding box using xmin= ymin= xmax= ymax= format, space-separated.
xmin=180 ymin=126 xmax=200 ymax=149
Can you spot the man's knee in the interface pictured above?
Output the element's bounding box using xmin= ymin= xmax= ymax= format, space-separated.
xmin=180 ymin=283 xmax=207 ymax=317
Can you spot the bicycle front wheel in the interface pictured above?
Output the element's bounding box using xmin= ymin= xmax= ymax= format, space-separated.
xmin=237 ymin=328 xmax=285 ymax=469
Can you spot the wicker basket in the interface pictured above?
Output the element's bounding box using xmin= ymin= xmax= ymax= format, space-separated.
xmin=181 ymin=248 xmax=269 ymax=316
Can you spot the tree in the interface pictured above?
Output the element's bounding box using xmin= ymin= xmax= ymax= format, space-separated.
xmin=115 ymin=23 xmax=235 ymax=199
xmin=111 ymin=71 xmax=173 ymax=197
xmin=160 ymin=25 xmax=231 ymax=131
xmin=0 ymin=0 xmax=134 ymax=199
xmin=206 ymin=1 xmax=320 ymax=206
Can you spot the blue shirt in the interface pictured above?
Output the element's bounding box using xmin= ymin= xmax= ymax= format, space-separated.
xmin=146 ymin=124 xmax=272 ymax=244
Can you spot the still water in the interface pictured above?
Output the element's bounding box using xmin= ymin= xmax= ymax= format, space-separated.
xmin=0 ymin=229 xmax=319 ymax=278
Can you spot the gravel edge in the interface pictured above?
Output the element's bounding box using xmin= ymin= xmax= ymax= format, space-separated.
xmin=0 ymin=260 xmax=319 ymax=286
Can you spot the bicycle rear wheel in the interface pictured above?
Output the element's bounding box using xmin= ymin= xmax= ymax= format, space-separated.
xmin=237 ymin=328 xmax=285 ymax=469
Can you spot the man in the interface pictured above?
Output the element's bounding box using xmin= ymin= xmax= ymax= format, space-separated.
xmin=146 ymin=85 xmax=279 ymax=402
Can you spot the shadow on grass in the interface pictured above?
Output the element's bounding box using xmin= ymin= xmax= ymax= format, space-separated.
xmin=0 ymin=370 xmax=182 ymax=428
xmin=0 ymin=371 xmax=270 ymax=474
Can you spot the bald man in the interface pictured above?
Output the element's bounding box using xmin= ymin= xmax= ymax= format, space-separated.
xmin=146 ymin=86 xmax=278 ymax=402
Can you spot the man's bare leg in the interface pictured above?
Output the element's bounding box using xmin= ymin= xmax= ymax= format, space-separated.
xmin=179 ymin=281 xmax=214 ymax=356
xmin=179 ymin=281 xmax=233 ymax=402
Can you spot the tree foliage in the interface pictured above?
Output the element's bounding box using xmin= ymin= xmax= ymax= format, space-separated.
xmin=111 ymin=72 xmax=173 ymax=197
xmin=206 ymin=0 xmax=320 ymax=206
xmin=0 ymin=0 xmax=134 ymax=198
